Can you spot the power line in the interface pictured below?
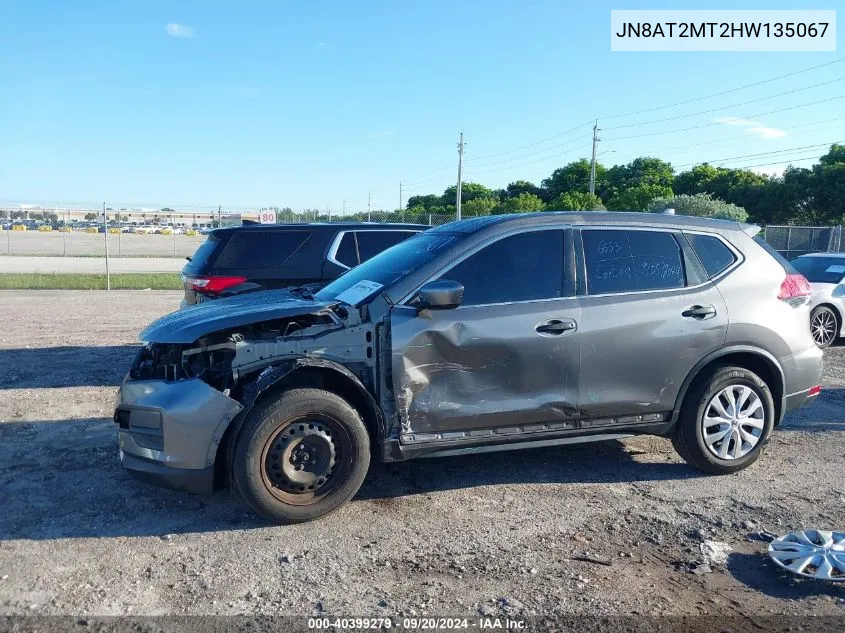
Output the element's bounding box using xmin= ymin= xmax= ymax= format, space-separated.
xmin=469 ymin=121 xmax=593 ymax=162
xmin=603 ymin=77 xmax=845 ymax=131
xmin=468 ymin=134 xmax=592 ymax=169
xmin=641 ymin=116 xmax=845 ymax=156
xmin=670 ymin=142 xmax=841 ymax=170
xmin=448 ymin=58 xmax=844 ymax=166
xmin=599 ymin=58 xmax=845 ymax=121
xmin=603 ymin=95 xmax=845 ymax=142
xmin=463 ymin=142 xmax=592 ymax=177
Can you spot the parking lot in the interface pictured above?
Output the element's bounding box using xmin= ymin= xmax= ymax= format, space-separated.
xmin=1 ymin=230 xmax=205 ymax=258
xmin=0 ymin=290 xmax=843 ymax=618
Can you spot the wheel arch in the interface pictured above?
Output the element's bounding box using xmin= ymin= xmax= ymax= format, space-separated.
xmin=670 ymin=346 xmax=785 ymax=430
xmin=214 ymin=358 xmax=385 ymax=490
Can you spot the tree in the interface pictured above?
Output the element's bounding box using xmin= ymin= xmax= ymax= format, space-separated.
xmin=607 ymin=184 xmax=673 ymax=211
xmin=498 ymin=193 xmax=545 ymax=214
xmin=648 ymin=193 xmax=748 ymax=222
xmin=505 ymin=180 xmax=544 ymax=200
xmin=406 ymin=194 xmax=440 ymax=210
xmin=461 ymin=197 xmax=498 ymax=217
xmin=541 ymin=159 xmax=603 ymax=198
xmin=600 ymin=157 xmax=674 ymax=202
xmin=546 ymin=192 xmax=605 ymax=211
xmin=84 ymin=212 xmax=99 ymax=221
xmin=440 ymin=182 xmax=496 ymax=206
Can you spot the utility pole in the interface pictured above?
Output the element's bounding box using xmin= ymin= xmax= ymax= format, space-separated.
xmin=342 ymin=199 xmax=346 ymax=216
xmin=102 ymin=202 xmax=111 ymax=291
xmin=399 ymin=182 xmax=405 ymax=223
xmin=456 ymin=132 xmax=465 ymax=220
xmin=367 ymin=191 xmax=372 ymax=222
xmin=589 ymin=121 xmax=600 ymax=197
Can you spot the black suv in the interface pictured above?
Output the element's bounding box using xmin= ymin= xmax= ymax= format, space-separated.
xmin=180 ymin=222 xmax=426 ymax=307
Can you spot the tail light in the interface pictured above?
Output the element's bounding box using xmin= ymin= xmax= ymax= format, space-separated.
xmin=183 ymin=274 xmax=247 ymax=295
xmin=807 ymin=385 xmax=822 ymax=397
xmin=777 ymin=273 xmax=812 ymax=305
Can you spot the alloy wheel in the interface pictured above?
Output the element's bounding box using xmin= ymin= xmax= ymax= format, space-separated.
xmin=811 ymin=308 xmax=837 ymax=347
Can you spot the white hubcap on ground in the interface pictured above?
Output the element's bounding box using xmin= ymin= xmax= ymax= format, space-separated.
xmin=701 ymin=385 xmax=764 ymax=460
xmin=769 ymin=530 xmax=845 ymax=581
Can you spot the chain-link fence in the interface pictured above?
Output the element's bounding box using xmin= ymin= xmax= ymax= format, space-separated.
xmin=0 ymin=203 xmax=458 ymax=290
xmin=762 ymin=225 xmax=843 ymax=260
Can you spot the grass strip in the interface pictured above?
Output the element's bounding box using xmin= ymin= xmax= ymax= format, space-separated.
xmin=0 ymin=273 xmax=182 ymax=290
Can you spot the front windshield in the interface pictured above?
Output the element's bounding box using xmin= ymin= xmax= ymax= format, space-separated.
xmin=791 ymin=256 xmax=845 ymax=284
xmin=317 ymin=232 xmax=462 ymax=303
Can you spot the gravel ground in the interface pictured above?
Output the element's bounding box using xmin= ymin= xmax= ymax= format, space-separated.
xmin=1 ymin=291 xmax=844 ymax=620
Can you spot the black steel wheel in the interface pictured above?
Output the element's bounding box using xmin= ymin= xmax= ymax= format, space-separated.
xmin=233 ymin=387 xmax=370 ymax=524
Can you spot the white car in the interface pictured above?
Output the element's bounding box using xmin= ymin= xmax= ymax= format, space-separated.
xmin=790 ymin=252 xmax=845 ymax=348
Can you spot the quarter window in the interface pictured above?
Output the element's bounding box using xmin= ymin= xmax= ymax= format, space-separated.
xmin=686 ymin=234 xmax=736 ymax=278
xmin=441 ymin=230 xmax=565 ymax=306
xmin=582 ymin=229 xmax=685 ymax=295
xmin=334 ymin=232 xmax=358 ymax=267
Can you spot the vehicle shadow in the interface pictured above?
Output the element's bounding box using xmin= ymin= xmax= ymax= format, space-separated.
xmin=0 ymin=345 xmax=140 ymax=389
xmin=0 ymin=416 xmax=700 ymax=541
xmin=727 ymin=552 xmax=845 ymax=600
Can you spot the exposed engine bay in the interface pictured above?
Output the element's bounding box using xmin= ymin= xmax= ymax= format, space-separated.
xmin=130 ymin=304 xmax=376 ymax=393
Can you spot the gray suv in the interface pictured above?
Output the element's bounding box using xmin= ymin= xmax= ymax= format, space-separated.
xmin=115 ymin=212 xmax=823 ymax=524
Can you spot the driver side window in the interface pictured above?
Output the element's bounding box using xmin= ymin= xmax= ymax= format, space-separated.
xmin=442 ymin=229 xmax=565 ymax=306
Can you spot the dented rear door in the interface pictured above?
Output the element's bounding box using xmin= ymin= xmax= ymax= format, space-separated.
xmin=389 ymin=228 xmax=581 ymax=440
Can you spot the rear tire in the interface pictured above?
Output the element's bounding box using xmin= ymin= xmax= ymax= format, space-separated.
xmin=810 ymin=305 xmax=838 ymax=348
xmin=672 ymin=365 xmax=775 ymax=475
xmin=232 ymin=388 xmax=370 ymax=524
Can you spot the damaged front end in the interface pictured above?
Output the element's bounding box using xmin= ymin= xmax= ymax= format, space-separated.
xmin=116 ymin=291 xmax=377 ymax=494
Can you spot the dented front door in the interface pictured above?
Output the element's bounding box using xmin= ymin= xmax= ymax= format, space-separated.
xmin=388 ymin=227 xmax=581 ymax=441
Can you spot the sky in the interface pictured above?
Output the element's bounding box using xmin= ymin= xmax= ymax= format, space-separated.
xmin=0 ymin=0 xmax=842 ymax=212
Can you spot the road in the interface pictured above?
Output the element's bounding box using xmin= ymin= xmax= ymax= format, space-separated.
xmin=0 ymin=256 xmax=184 ymax=274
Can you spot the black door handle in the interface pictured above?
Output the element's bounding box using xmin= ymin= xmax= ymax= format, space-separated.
xmin=535 ymin=319 xmax=577 ymax=335
xmin=682 ymin=305 xmax=717 ymax=319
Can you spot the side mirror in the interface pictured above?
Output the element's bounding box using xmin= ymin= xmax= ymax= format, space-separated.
xmin=417 ymin=279 xmax=464 ymax=310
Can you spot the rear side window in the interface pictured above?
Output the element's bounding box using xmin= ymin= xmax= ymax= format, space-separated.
xmin=186 ymin=236 xmax=221 ymax=270
xmin=582 ymin=229 xmax=685 ymax=295
xmin=443 ymin=230 xmax=564 ymax=306
xmin=686 ymin=234 xmax=736 ymax=278
xmin=214 ymin=230 xmax=311 ymax=269
xmin=334 ymin=232 xmax=358 ymax=267
xmin=356 ymin=231 xmax=413 ymax=262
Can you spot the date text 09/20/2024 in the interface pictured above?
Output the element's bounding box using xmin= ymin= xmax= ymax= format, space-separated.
xmin=307 ymin=617 xmax=526 ymax=630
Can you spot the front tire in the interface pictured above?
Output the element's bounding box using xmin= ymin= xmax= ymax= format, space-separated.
xmin=233 ymin=388 xmax=370 ymax=524
xmin=672 ymin=365 xmax=775 ymax=475
xmin=811 ymin=305 xmax=838 ymax=348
